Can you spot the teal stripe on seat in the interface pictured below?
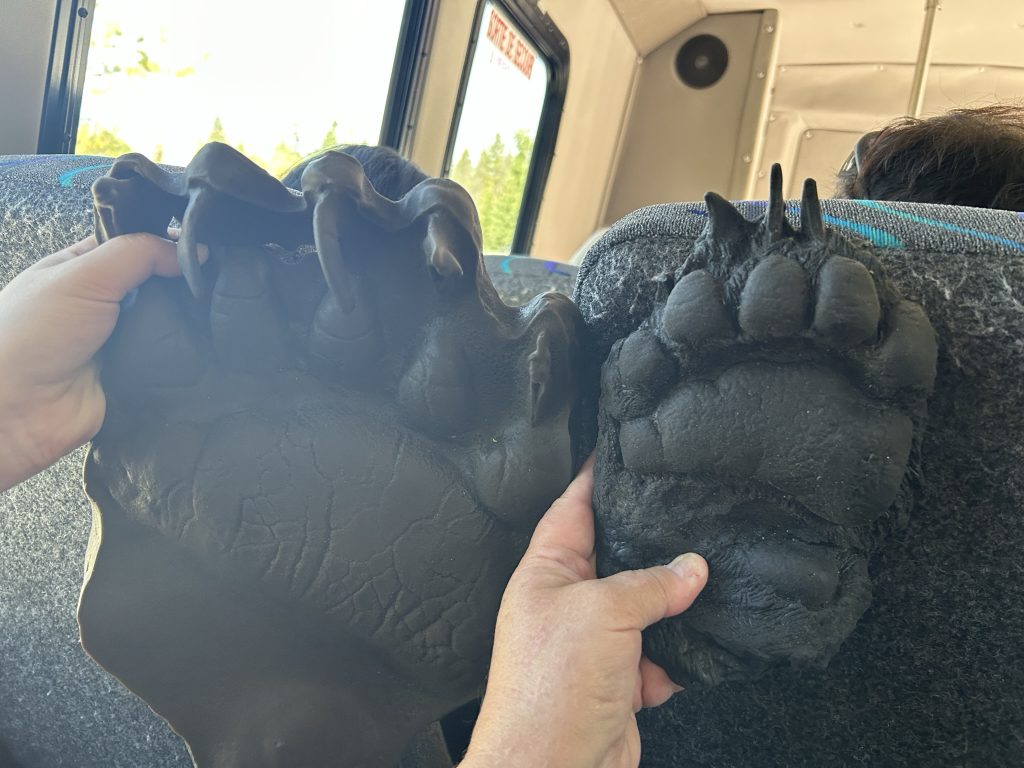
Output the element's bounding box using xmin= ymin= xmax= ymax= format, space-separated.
xmin=687 ymin=202 xmax=905 ymax=249
xmin=821 ymin=213 xmax=904 ymax=249
xmin=854 ymin=199 xmax=1024 ymax=253
xmin=0 ymin=157 xmax=49 ymax=171
xmin=58 ymin=163 xmax=112 ymax=188
xmin=784 ymin=202 xmax=905 ymax=248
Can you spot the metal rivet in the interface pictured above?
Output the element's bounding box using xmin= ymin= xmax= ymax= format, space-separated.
xmin=804 ymin=131 xmax=814 ymax=140
xmin=764 ymin=24 xmax=775 ymax=33
xmin=758 ymin=170 xmax=766 ymax=178
xmin=743 ymin=155 xmax=752 ymax=163
xmin=756 ymin=71 xmax=766 ymax=79
xmin=769 ymin=113 xmax=777 ymax=122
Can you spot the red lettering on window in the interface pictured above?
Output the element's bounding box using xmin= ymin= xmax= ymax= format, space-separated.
xmin=484 ymin=6 xmax=536 ymax=79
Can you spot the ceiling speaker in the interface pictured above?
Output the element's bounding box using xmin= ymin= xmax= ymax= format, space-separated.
xmin=675 ymin=34 xmax=729 ymax=89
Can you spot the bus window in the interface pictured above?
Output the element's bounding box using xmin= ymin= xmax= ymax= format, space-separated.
xmin=446 ymin=2 xmax=552 ymax=255
xmin=74 ymin=0 xmax=408 ymax=176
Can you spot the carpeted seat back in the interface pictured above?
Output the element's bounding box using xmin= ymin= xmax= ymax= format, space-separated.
xmin=574 ymin=196 xmax=1024 ymax=767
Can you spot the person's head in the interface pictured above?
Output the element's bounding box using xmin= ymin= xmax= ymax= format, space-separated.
xmin=281 ymin=144 xmax=428 ymax=201
xmin=835 ymin=104 xmax=1024 ymax=211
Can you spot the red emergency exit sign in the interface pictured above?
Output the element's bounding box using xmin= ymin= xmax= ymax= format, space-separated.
xmin=486 ymin=7 xmax=536 ymax=79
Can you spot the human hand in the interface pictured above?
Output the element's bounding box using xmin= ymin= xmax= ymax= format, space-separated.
xmin=461 ymin=457 xmax=708 ymax=768
xmin=0 ymin=233 xmax=186 ymax=491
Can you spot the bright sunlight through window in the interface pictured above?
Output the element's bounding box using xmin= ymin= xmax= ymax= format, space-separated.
xmin=448 ymin=2 xmax=548 ymax=255
xmin=76 ymin=0 xmax=407 ymax=178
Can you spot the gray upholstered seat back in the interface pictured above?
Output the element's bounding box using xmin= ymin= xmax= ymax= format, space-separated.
xmin=574 ymin=198 xmax=1024 ymax=767
xmin=0 ymin=155 xmax=193 ymax=768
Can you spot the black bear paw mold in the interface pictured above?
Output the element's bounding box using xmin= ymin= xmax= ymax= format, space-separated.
xmin=595 ymin=165 xmax=937 ymax=689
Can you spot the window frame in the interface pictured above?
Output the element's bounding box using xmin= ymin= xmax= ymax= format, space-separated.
xmin=441 ymin=0 xmax=569 ymax=255
xmin=379 ymin=0 xmax=439 ymax=151
xmin=38 ymin=0 xmax=430 ymax=155
xmin=38 ymin=0 xmax=96 ymax=154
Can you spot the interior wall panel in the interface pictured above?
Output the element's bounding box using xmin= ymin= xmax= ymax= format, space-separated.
xmin=0 ymin=0 xmax=59 ymax=154
xmin=605 ymin=0 xmax=704 ymax=56
xmin=603 ymin=12 xmax=769 ymax=223
xmin=931 ymin=4 xmax=1024 ymax=68
xmin=754 ymin=63 xmax=1024 ymax=200
xmin=528 ymin=0 xmax=639 ymax=261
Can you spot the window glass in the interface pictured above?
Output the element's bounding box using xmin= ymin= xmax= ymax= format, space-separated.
xmin=447 ymin=2 xmax=548 ymax=255
xmin=76 ymin=0 xmax=407 ymax=177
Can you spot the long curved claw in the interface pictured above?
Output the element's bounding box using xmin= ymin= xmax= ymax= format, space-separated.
xmin=800 ymin=178 xmax=826 ymax=241
xmin=764 ymin=163 xmax=786 ymax=241
xmin=424 ymin=216 xmax=465 ymax=279
xmin=524 ymin=293 xmax=580 ymax=428
xmin=311 ymin=191 xmax=357 ymax=314
xmin=178 ymin=192 xmax=207 ymax=299
xmin=91 ymin=177 xmax=119 ymax=244
xmin=528 ymin=329 xmax=551 ymax=427
xmin=704 ymin=192 xmax=751 ymax=243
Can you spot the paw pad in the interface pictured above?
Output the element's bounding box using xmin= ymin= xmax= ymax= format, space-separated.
xmin=596 ymin=164 xmax=938 ymax=689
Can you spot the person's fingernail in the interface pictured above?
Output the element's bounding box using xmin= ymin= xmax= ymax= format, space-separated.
xmin=671 ymin=683 xmax=684 ymax=694
xmin=667 ymin=553 xmax=705 ymax=579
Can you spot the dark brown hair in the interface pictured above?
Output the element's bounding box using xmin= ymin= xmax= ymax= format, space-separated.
xmin=835 ymin=104 xmax=1024 ymax=211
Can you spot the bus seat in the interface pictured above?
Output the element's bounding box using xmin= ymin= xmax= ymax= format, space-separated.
xmin=573 ymin=195 xmax=1024 ymax=768
xmin=0 ymin=154 xmax=193 ymax=768
xmin=482 ymin=254 xmax=577 ymax=305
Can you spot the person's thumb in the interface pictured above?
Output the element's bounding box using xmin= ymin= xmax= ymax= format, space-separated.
xmin=60 ymin=233 xmax=192 ymax=302
xmin=597 ymin=553 xmax=708 ymax=631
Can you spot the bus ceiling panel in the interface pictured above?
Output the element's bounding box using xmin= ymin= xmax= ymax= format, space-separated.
xmin=769 ymin=64 xmax=916 ymax=120
xmin=921 ymin=65 xmax=1024 ymax=111
xmin=756 ymin=63 xmax=919 ymax=202
xmin=704 ymin=0 xmax=924 ymax=67
xmin=789 ymin=128 xmax=863 ymax=198
xmin=764 ymin=62 xmax=1024 ymax=138
xmin=753 ymin=62 xmax=1024 ymax=200
xmin=702 ymin=0 xmax=1024 ymax=69
xmin=604 ymin=0 xmax=704 ymax=56
xmin=930 ymin=0 xmax=1024 ymax=68
xmin=0 ymin=0 xmax=61 ymax=154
